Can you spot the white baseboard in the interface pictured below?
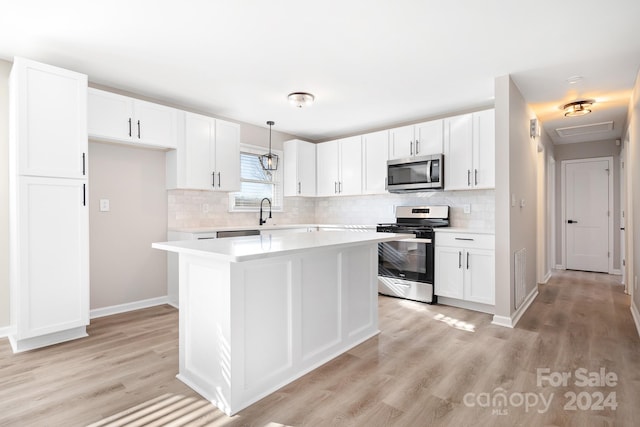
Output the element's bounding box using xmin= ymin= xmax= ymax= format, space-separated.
xmin=0 ymin=325 xmax=14 ymax=339
xmin=90 ymin=296 xmax=170 ymax=319
xmin=541 ymin=271 xmax=552 ymax=284
xmin=491 ymin=287 xmax=539 ymax=328
xmin=631 ymin=300 xmax=640 ymax=339
xmin=491 ymin=315 xmax=513 ymax=328
xmin=611 ymin=269 xmax=622 ymax=275
xmin=436 ymin=296 xmax=494 ymax=314
xmin=555 ymin=264 xmax=565 ymax=270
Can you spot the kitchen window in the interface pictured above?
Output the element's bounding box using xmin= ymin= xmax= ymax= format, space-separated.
xmin=229 ymin=145 xmax=283 ymax=212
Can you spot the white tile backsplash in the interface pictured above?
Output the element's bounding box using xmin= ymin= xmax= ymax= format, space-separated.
xmin=168 ymin=189 xmax=495 ymax=231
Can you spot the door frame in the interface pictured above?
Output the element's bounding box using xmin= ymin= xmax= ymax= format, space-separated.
xmin=560 ymin=156 xmax=614 ymax=274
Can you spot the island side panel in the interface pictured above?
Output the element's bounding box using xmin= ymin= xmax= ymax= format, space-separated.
xmin=177 ymin=253 xmax=233 ymax=415
xmin=299 ymin=252 xmax=342 ymax=364
xmin=230 ymin=258 xmax=294 ymax=403
xmin=343 ymin=245 xmax=379 ymax=340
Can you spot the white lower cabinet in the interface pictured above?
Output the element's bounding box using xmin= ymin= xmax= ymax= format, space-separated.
xmin=10 ymin=177 xmax=89 ymax=351
xmin=435 ymin=231 xmax=495 ymax=310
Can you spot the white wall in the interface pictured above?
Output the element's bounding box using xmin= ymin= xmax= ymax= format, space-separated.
xmin=627 ymin=68 xmax=640 ymax=314
xmin=553 ymin=140 xmax=621 ymax=269
xmin=0 ymin=59 xmax=10 ymax=328
xmin=494 ymin=75 xmax=544 ymax=323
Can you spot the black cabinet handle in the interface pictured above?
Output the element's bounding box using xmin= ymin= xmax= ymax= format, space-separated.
xmin=218 ymin=172 xmax=221 ymax=188
xmin=82 ymin=153 xmax=86 ymax=176
xmin=474 ymin=169 xmax=478 ymax=186
xmin=458 ymin=251 xmax=462 ymax=268
xmin=467 ymin=170 xmax=471 ymax=186
xmin=128 ymin=118 xmax=132 ymax=137
xmin=567 ymin=220 xmax=578 ymax=224
xmin=415 ymin=140 xmax=420 ymax=154
xmin=83 ymin=183 xmax=86 ymax=206
xmin=455 ymin=237 xmax=474 ymax=241
xmin=466 ymin=252 xmax=470 ymax=269
xmin=212 ymin=172 xmax=215 ymax=187
xmin=137 ymin=120 xmax=141 ymax=139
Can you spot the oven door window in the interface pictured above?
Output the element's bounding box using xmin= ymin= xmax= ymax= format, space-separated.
xmin=378 ymin=240 xmax=433 ymax=283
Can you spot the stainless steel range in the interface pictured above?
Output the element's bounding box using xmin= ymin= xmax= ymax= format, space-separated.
xmin=377 ymin=205 xmax=449 ymax=303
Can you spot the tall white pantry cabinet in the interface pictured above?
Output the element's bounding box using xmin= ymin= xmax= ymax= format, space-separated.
xmin=8 ymin=58 xmax=89 ymax=352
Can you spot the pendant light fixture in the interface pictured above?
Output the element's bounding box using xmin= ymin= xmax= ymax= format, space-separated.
xmin=563 ymin=99 xmax=595 ymax=117
xmin=259 ymin=121 xmax=278 ymax=171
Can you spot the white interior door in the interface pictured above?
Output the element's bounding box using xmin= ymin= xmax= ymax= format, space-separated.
xmin=565 ymin=159 xmax=610 ymax=273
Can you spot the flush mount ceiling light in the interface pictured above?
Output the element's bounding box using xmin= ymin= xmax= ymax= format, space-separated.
xmin=562 ymin=99 xmax=595 ymax=117
xmin=259 ymin=121 xmax=278 ymax=171
xmin=287 ymin=92 xmax=315 ymax=108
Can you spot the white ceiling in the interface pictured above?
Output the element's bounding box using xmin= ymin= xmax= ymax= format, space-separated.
xmin=1 ymin=0 xmax=639 ymax=143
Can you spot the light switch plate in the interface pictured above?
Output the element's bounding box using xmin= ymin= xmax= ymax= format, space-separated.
xmin=99 ymin=199 xmax=110 ymax=212
xmin=463 ymin=204 xmax=471 ymax=214
xmin=511 ymin=194 xmax=516 ymax=207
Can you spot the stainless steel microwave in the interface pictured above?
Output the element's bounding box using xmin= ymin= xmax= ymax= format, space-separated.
xmin=387 ymin=154 xmax=444 ymax=192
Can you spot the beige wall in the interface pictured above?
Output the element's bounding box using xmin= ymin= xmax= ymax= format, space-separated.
xmin=0 ymin=59 xmax=10 ymax=328
xmin=88 ymin=142 xmax=168 ymax=309
xmin=628 ymin=68 xmax=640 ymax=313
xmin=494 ymin=75 xmax=544 ymax=321
xmin=553 ymin=140 xmax=621 ymax=269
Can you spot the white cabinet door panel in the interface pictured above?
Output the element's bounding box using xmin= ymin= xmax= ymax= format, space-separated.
xmin=134 ymin=100 xmax=178 ymax=149
xmin=316 ymin=140 xmax=339 ymax=196
xmin=214 ymin=120 xmax=241 ymax=192
xmin=297 ymin=141 xmax=317 ymax=196
xmin=415 ymin=119 xmax=443 ymax=155
xmin=444 ymin=113 xmax=473 ymax=190
xmin=18 ymin=177 xmax=88 ymax=339
xmin=362 ymin=130 xmax=388 ymax=194
xmin=339 ymin=136 xmax=362 ymax=195
xmin=472 ymin=109 xmax=495 ymax=189
xmin=434 ymin=246 xmax=464 ymax=299
xmin=184 ymin=112 xmax=213 ymax=190
xmin=88 ymin=89 xmax=133 ymax=142
xmin=464 ymin=249 xmax=495 ymax=305
xmin=389 ymin=125 xmax=414 ymax=160
xmin=15 ymin=59 xmax=87 ymax=179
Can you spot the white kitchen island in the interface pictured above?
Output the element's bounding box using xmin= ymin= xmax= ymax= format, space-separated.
xmin=152 ymin=231 xmax=410 ymax=415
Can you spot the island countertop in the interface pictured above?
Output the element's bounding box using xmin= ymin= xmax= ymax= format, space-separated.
xmin=153 ymin=231 xmax=412 ymax=262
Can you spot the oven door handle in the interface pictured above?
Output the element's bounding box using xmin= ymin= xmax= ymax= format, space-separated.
xmin=399 ymin=238 xmax=432 ymax=244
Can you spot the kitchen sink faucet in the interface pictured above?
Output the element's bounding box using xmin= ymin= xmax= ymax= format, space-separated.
xmin=259 ymin=198 xmax=272 ymax=226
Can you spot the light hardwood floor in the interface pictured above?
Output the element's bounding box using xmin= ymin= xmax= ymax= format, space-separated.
xmin=1 ymin=270 xmax=638 ymax=426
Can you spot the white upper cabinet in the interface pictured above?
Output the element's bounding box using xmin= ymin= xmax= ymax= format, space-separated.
xmin=11 ymin=57 xmax=88 ymax=179
xmin=88 ymin=88 xmax=177 ymax=149
xmin=166 ymin=111 xmax=240 ymax=191
xmin=472 ymin=109 xmax=495 ymax=189
xmin=316 ymin=140 xmax=340 ymax=196
xmin=444 ymin=109 xmax=495 ymax=190
xmin=214 ymin=119 xmax=241 ymax=192
xmin=389 ymin=119 xmax=443 ymax=160
xmin=362 ymin=130 xmax=389 ymax=195
xmin=415 ymin=120 xmax=444 ymax=156
xmin=284 ymin=139 xmax=316 ymax=197
xmin=317 ymin=136 xmax=362 ymax=197
xmin=339 ymin=136 xmax=363 ymax=195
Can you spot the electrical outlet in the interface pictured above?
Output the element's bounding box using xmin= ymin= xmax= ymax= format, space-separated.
xmin=202 ymin=203 xmax=209 ymax=213
xmin=463 ymin=204 xmax=471 ymax=214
